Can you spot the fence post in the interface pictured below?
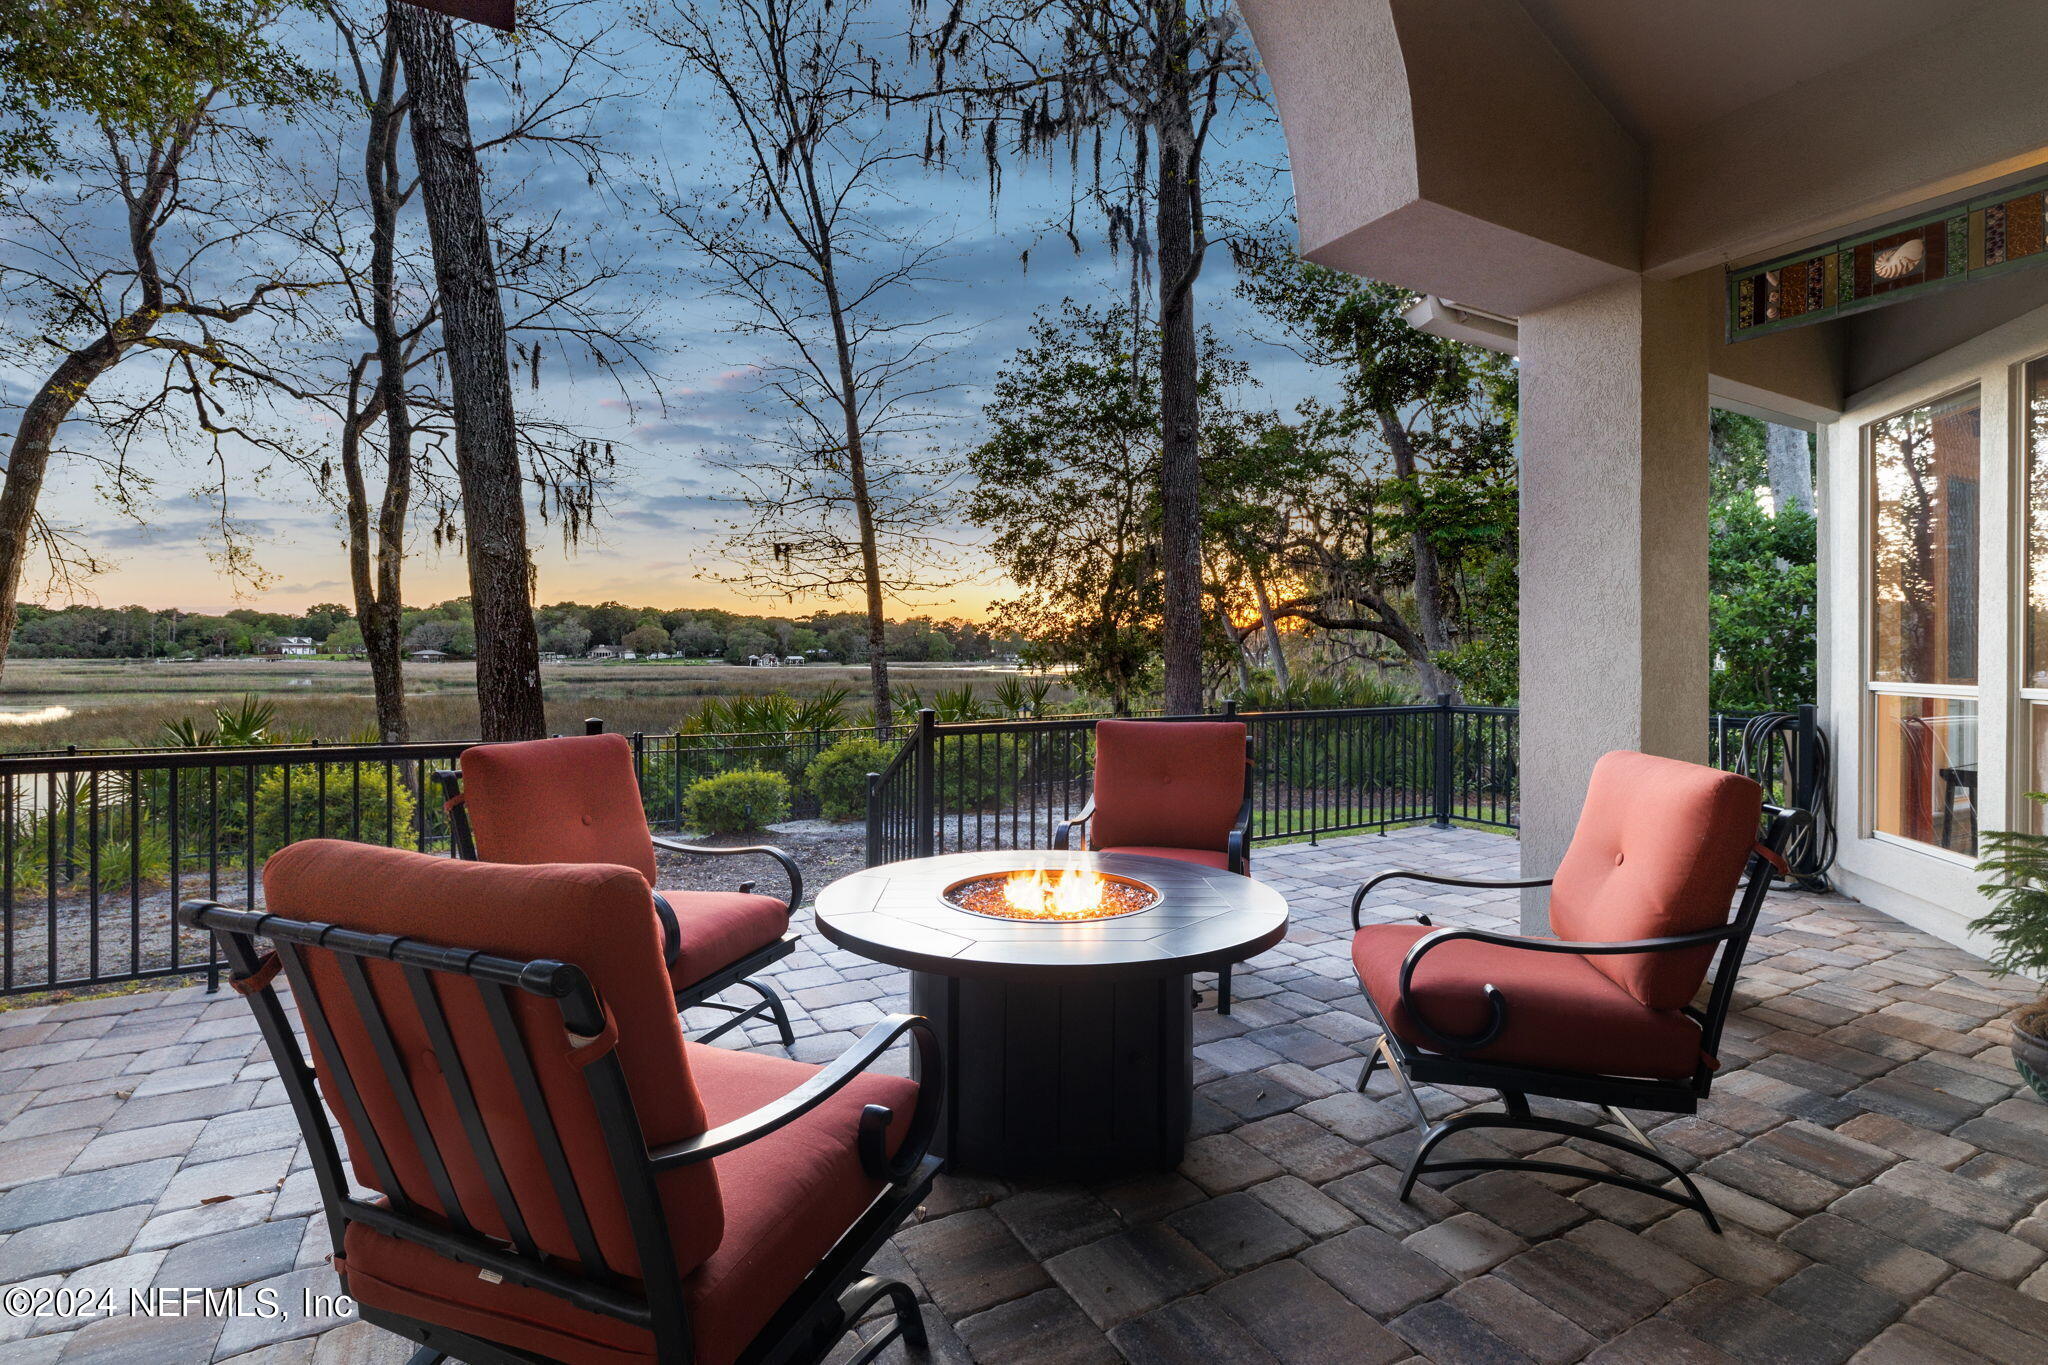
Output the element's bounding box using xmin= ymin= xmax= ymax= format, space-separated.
xmin=585 ymin=717 xmax=605 ymax=735
xmin=914 ymin=708 xmax=937 ymax=858
xmin=1222 ymin=697 xmax=1239 ymax=717
xmin=1433 ymin=694 xmax=1455 ymax=829
xmin=865 ymin=771 xmax=882 ymax=868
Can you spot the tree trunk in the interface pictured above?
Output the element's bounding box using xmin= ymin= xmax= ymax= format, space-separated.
xmin=390 ymin=1 xmax=544 ymax=741
xmin=1250 ymin=567 xmax=1290 ymax=690
xmin=1766 ymin=423 xmax=1814 ymax=516
xmin=1377 ymin=404 xmax=1458 ymax=700
xmin=0 ymin=340 xmax=124 ymax=680
xmin=1153 ymin=7 xmax=1204 ymax=715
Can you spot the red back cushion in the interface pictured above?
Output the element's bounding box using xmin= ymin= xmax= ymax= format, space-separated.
xmin=459 ymin=733 xmax=658 ymax=884
xmin=262 ymin=840 xmax=723 ymax=1280
xmin=1088 ymin=720 xmax=1248 ymax=853
xmin=1549 ymin=751 xmax=1764 ymax=1009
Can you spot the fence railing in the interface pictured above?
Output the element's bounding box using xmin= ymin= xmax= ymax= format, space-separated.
xmin=864 ymin=702 xmax=1814 ymax=870
xmin=0 ymin=718 xmax=878 ymax=997
xmin=865 ymin=700 xmax=1525 ymax=868
xmin=1 ymin=703 xmax=1818 ymax=997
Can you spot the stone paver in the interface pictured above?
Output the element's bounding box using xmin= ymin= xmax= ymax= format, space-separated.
xmin=1 ymin=827 xmax=2045 ymax=1363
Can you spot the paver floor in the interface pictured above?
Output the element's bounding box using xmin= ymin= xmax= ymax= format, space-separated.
xmin=2 ymin=826 xmax=2046 ymax=1363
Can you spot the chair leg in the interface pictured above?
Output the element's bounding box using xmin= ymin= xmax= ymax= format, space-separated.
xmin=838 ymin=1275 xmax=926 ymax=1364
xmin=1217 ymin=963 xmax=1232 ymax=1016
xmin=403 ymin=1349 xmax=448 ymax=1365
xmin=688 ymin=977 xmax=796 ymax=1047
xmin=749 ymin=975 xmax=797 ymax=1047
xmin=1396 ymin=1099 xmax=1722 ymax=1233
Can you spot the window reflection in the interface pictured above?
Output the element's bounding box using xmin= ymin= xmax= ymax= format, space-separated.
xmin=2027 ymin=361 xmax=2048 ymax=689
xmin=1871 ymin=389 xmax=1980 ymax=686
xmin=1872 ymin=694 xmax=1978 ymax=854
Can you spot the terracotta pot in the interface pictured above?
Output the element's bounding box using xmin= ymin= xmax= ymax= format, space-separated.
xmin=2013 ymin=1014 xmax=2048 ymax=1105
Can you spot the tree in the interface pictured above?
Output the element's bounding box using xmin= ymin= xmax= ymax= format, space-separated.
xmin=538 ymin=620 xmax=592 ymax=656
xmin=388 ymin=0 xmax=544 ymax=740
xmin=1233 ymin=244 xmax=1518 ymax=700
xmin=1708 ymin=410 xmax=1816 ymax=711
xmin=965 ymin=302 xmax=1259 ymax=713
xmin=0 ymin=0 xmax=331 ymax=681
xmin=671 ymin=617 xmax=722 ymax=657
xmin=642 ymin=0 xmax=960 ymax=737
xmin=624 ymin=622 xmax=669 ymax=656
xmin=911 ymin=0 xmax=1263 ymax=713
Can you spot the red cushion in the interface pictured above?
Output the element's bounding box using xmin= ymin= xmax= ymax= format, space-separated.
xmin=1098 ymin=845 xmax=1231 ymax=870
xmin=1088 ymin=720 xmax=1247 ymax=853
xmin=460 ymin=733 xmax=659 ymax=884
xmin=339 ymin=1045 xmax=918 ymax=1365
xmin=262 ymin=842 xmax=722 ymax=1281
xmin=1550 ymin=751 xmax=1763 ymax=1009
xmin=661 ymin=891 xmax=791 ymax=991
xmin=1352 ymin=922 xmax=1706 ymax=1080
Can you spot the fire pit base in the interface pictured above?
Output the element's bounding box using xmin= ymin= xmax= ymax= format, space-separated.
xmin=910 ymin=969 xmax=1192 ymax=1179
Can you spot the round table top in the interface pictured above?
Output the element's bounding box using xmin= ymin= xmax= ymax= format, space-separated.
xmin=812 ymin=850 xmax=1289 ymax=982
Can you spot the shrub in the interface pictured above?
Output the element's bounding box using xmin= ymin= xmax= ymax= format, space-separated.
xmin=251 ymin=762 xmax=419 ymax=857
xmin=805 ymin=736 xmax=898 ymax=821
xmin=683 ymin=769 xmax=790 ymax=834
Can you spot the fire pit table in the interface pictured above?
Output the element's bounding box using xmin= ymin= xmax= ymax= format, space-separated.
xmin=813 ymin=849 xmax=1288 ymax=1179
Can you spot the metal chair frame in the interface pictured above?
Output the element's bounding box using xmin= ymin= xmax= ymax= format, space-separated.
xmin=181 ymin=898 xmax=941 ymax=1365
xmin=1348 ymin=804 xmax=1808 ymax=1233
xmin=1053 ymin=722 xmax=1255 ymax=1012
xmin=432 ymin=721 xmax=803 ymax=1047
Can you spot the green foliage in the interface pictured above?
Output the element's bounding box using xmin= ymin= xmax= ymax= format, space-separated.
xmin=1972 ymin=809 xmax=2048 ymax=987
xmin=0 ymin=0 xmax=329 ymax=179
xmin=682 ymin=770 xmax=791 ymax=835
xmin=4 ymin=778 xmax=171 ymax=894
xmin=805 ymin=736 xmax=900 ymax=820
xmin=1706 ymin=409 xmax=1815 ymax=712
xmin=161 ymin=695 xmax=279 ymax=748
xmin=250 ymin=763 xmax=417 ymax=856
xmin=1236 ymin=674 xmax=1414 ymax=711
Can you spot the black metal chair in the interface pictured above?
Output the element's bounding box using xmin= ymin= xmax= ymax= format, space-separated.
xmin=434 ymin=721 xmax=800 ymax=1047
xmin=1348 ymin=750 xmax=1807 ymax=1233
xmin=182 ymin=843 xmax=940 ymax=1365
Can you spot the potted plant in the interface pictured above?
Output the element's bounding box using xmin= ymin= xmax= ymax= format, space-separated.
xmin=1971 ymin=804 xmax=2048 ymax=1101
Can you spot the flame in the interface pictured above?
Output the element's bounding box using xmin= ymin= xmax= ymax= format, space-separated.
xmin=1000 ymin=865 xmax=1110 ymax=919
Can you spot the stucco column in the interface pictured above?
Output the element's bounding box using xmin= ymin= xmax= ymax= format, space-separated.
xmin=1517 ymin=277 xmax=1710 ymax=929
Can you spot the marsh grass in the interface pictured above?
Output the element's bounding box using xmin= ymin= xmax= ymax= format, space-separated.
xmin=0 ymin=658 xmax=1063 ymax=750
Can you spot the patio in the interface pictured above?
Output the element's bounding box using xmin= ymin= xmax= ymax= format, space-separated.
xmin=1 ymin=826 xmax=2044 ymax=1363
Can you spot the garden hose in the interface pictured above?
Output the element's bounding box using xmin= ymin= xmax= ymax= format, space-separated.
xmin=1733 ymin=711 xmax=1837 ymax=893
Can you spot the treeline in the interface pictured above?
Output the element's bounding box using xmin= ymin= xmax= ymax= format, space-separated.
xmin=6 ymin=599 xmax=1018 ymax=665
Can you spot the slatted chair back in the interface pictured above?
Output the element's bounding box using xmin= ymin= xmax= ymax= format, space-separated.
xmin=189 ymin=840 xmax=720 ymax=1354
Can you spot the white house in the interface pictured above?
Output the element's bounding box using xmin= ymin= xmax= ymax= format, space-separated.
xmin=274 ymin=636 xmax=318 ymax=657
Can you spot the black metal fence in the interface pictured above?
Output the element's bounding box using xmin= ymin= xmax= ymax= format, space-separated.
xmin=0 ymin=718 xmax=879 ymax=997
xmin=865 ymin=700 xmax=1523 ymax=868
xmin=864 ymin=703 xmax=1816 ymax=870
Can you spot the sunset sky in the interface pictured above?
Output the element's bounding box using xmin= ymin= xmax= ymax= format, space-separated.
xmin=4 ymin=4 xmax=1320 ymax=623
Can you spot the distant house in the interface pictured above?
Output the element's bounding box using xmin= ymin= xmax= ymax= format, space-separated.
xmin=272 ymin=636 xmax=318 ymax=657
xmin=588 ymin=645 xmax=628 ymax=660
xmin=539 ymin=651 xmax=564 ymax=663
xmin=409 ymin=648 xmax=450 ymax=662
xmin=749 ymin=653 xmax=782 ymax=667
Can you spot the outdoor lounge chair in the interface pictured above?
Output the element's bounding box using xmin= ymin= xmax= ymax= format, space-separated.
xmin=1054 ymin=717 xmax=1255 ymax=1010
xmin=1348 ymin=749 xmax=1805 ymax=1232
xmin=182 ymin=841 xmax=941 ymax=1365
xmin=435 ymin=728 xmax=801 ymax=1046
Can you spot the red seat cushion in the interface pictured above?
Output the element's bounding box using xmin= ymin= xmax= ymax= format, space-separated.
xmin=460 ymin=733 xmax=661 ymax=884
xmin=661 ymin=891 xmax=791 ymax=992
xmin=1353 ymin=922 xmax=1706 ymax=1080
xmin=339 ymin=1045 xmax=918 ymax=1365
xmin=1550 ymin=751 xmax=1763 ymax=1009
xmin=1088 ymin=720 xmax=1247 ymax=853
xmin=1098 ymin=845 xmax=1231 ymax=870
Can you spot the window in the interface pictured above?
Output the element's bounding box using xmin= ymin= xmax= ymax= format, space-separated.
xmin=1868 ymin=387 xmax=1980 ymax=854
xmin=2024 ymin=358 xmax=2048 ymax=827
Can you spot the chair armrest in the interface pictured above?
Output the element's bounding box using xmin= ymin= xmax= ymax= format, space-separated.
xmin=1227 ymin=796 xmax=1254 ymax=875
xmin=1395 ymin=923 xmax=1740 ymax=1053
xmin=1350 ymin=869 xmax=1553 ymax=929
xmin=647 ymin=1014 xmax=942 ymax=1182
xmin=649 ymin=836 xmax=802 ymax=909
xmin=1052 ymin=796 xmax=1096 ymax=851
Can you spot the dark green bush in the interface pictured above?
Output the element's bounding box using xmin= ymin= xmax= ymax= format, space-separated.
xmin=683 ymin=769 xmax=790 ymax=834
xmin=805 ymin=737 xmax=899 ymax=821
